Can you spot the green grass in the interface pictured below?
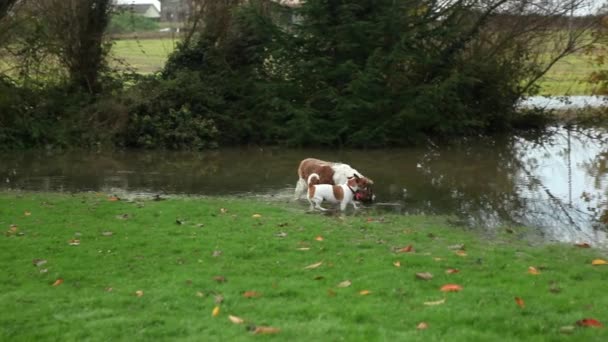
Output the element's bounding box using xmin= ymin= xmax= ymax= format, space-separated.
xmin=110 ymin=38 xmax=177 ymax=74
xmin=1 ymin=192 xmax=608 ymax=340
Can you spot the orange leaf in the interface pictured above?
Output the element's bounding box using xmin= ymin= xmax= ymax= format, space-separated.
xmin=135 ymin=290 xmax=144 ymax=297
xmin=228 ymin=315 xmax=244 ymax=324
xmin=396 ymin=245 xmax=413 ymax=253
xmin=359 ymin=290 xmax=371 ymax=295
xmin=445 ymin=268 xmax=460 ymax=274
xmin=304 ymin=261 xmax=323 ymax=269
xmin=514 ymin=297 xmax=525 ymax=308
xmin=528 ymin=266 xmax=540 ymax=275
xmin=592 ymin=259 xmax=608 ymax=266
xmin=393 ymin=261 xmax=401 ymax=267
xmin=251 ymin=326 xmax=280 ymax=335
xmin=576 ymin=318 xmax=603 ymax=327
xmin=440 ymin=284 xmax=462 ymax=292
xmin=417 ymin=322 xmax=429 ymax=330
xmin=315 ymin=236 xmax=324 ymax=241
xmin=243 ymin=291 xmax=262 ymax=298
xmin=212 ymin=306 xmax=220 ymax=317
xmin=455 ymin=250 xmax=467 ymax=257
xmin=108 ymin=196 xmax=120 ymax=202
xmin=574 ymin=242 xmax=591 ymax=248
xmin=52 ymin=278 xmax=63 ymax=287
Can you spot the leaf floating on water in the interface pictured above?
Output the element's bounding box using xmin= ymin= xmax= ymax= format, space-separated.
xmin=212 ymin=306 xmax=220 ymax=317
xmin=359 ymin=290 xmax=371 ymax=295
xmin=591 ymin=259 xmax=608 ymax=266
xmin=228 ymin=315 xmax=245 ymax=324
xmin=243 ymin=291 xmax=261 ymax=298
xmin=337 ymin=280 xmax=352 ymax=288
xmin=576 ymin=318 xmax=603 ymax=327
xmin=250 ymin=326 xmax=280 ymax=335
xmin=423 ymin=298 xmax=445 ymax=306
xmin=440 ymin=284 xmax=462 ymax=292
xmin=415 ymin=272 xmax=433 ymax=280
xmin=304 ymin=261 xmax=323 ymax=270
xmin=574 ymin=242 xmax=591 ymax=248
xmin=445 ymin=268 xmax=460 ymax=274
xmin=528 ymin=266 xmax=540 ymax=275
xmin=514 ymin=297 xmax=525 ymax=308
xmin=52 ymin=278 xmax=63 ymax=287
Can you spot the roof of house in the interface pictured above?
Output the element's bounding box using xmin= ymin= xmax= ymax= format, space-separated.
xmin=114 ymin=1 xmax=160 ymax=13
xmin=117 ymin=3 xmax=160 ymax=15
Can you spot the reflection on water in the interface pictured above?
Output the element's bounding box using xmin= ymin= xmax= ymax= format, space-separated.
xmin=2 ymin=125 xmax=608 ymax=245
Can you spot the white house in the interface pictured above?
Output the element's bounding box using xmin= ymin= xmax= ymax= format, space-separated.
xmin=113 ymin=0 xmax=161 ymax=20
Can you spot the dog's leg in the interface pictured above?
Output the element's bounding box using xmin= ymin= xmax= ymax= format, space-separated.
xmin=294 ymin=178 xmax=306 ymax=200
xmin=314 ymin=198 xmax=327 ymax=211
xmin=351 ymin=201 xmax=359 ymax=210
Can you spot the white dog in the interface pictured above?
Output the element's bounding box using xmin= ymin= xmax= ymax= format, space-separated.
xmin=307 ymin=173 xmax=360 ymax=211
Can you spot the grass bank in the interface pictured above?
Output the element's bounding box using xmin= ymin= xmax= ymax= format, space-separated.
xmin=1 ymin=192 xmax=607 ymax=341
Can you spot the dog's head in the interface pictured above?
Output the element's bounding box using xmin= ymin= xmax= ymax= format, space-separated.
xmin=350 ymin=174 xmax=375 ymax=203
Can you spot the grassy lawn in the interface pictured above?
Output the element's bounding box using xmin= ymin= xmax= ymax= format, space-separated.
xmin=1 ymin=192 xmax=608 ymax=340
xmin=110 ymin=38 xmax=178 ymax=74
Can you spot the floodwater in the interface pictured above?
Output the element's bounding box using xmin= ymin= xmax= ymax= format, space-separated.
xmin=2 ymin=125 xmax=608 ymax=246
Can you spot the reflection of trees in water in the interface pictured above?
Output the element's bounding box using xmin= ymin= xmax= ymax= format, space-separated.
xmin=419 ymin=126 xmax=608 ymax=243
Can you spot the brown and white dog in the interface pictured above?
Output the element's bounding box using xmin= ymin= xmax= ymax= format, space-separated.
xmin=295 ymin=158 xmax=375 ymax=202
xmin=307 ymin=173 xmax=359 ymax=211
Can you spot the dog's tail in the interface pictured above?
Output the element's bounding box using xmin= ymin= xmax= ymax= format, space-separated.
xmin=307 ymin=173 xmax=321 ymax=186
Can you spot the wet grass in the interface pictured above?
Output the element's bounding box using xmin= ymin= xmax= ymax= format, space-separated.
xmin=1 ymin=192 xmax=608 ymax=341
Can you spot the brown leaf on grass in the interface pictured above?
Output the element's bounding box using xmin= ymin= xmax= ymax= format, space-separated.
xmin=448 ymin=244 xmax=465 ymax=250
xmin=252 ymin=214 xmax=262 ymax=218
xmin=32 ymin=259 xmax=47 ymax=267
xmin=337 ymin=280 xmax=352 ymax=288
xmin=327 ymin=289 xmax=337 ymax=297
xmin=105 ymin=287 xmax=113 ymax=292
xmin=315 ymin=236 xmax=324 ymax=241
xmin=68 ymin=239 xmax=80 ymax=246
xmin=6 ymin=225 xmax=18 ymax=235
xmin=135 ymin=290 xmax=144 ymax=297
xmin=213 ymin=276 xmax=227 ymax=283
xmin=250 ymin=326 xmax=281 ymax=335
xmin=24 ymin=211 xmax=32 ymax=216
xmin=574 ymin=242 xmax=591 ymax=248
xmin=52 ymin=278 xmax=63 ymax=287
xmin=243 ymin=291 xmax=262 ymax=298
xmin=228 ymin=315 xmax=245 ymax=324
xmin=455 ymin=250 xmax=467 ymax=257
xmin=423 ymin=298 xmax=445 ymax=306
xmin=304 ymin=261 xmax=323 ymax=269
xmin=514 ymin=297 xmax=525 ymax=308
xmin=108 ymin=196 xmax=120 ymax=202
xmin=576 ymin=318 xmax=603 ymax=327
xmin=101 ymin=231 xmax=113 ymax=237
xmin=212 ymin=306 xmax=220 ymax=317
xmin=417 ymin=322 xmax=429 ymax=330
xmin=440 ymin=284 xmax=462 ymax=292
xmin=591 ymin=259 xmax=608 ymax=266
xmin=275 ymin=232 xmax=288 ymax=238
xmin=359 ymin=290 xmax=371 ymax=295
xmin=396 ymin=245 xmax=414 ymax=253
xmin=214 ymin=294 xmax=224 ymax=304
xmin=220 ymin=208 xmax=228 ymax=214
xmin=313 ymin=275 xmax=325 ymax=280
xmin=528 ymin=266 xmax=540 ymax=275
xmin=115 ymin=213 xmax=130 ymax=220
xmin=212 ymin=250 xmax=223 ymax=257
xmin=445 ymin=268 xmax=460 ymax=274
xmin=415 ymin=272 xmax=433 ymax=280
xmin=393 ymin=261 xmax=401 ymax=267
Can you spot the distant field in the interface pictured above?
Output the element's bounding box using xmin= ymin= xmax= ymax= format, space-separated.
xmin=78 ymin=38 xmax=608 ymax=96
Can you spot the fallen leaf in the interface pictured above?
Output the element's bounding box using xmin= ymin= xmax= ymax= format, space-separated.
xmin=575 ymin=242 xmax=591 ymax=248
xmin=445 ymin=268 xmax=460 ymax=274
xmin=559 ymin=325 xmax=576 ymax=334
xmin=101 ymin=231 xmax=113 ymax=237
xmin=396 ymin=245 xmax=414 ymax=253
xmin=415 ymin=272 xmax=433 ymax=280
xmin=33 ymin=259 xmax=47 ymax=267
xmin=417 ymin=322 xmax=429 ymax=330
xmin=359 ymin=290 xmax=371 ymax=295
xmin=297 ymin=247 xmax=310 ymax=251
xmin=220 ymin=208 xmax=228 ymax=214
xmin=175 ymin=218 xmax=185 ymax=225
xmin=212 ymin=250 xmax=223 ymax=257
xmin=313 ymin=275 xmax=324 ymax=280
xmin=243 ymin=291 xmax=261 ymax=298
xmin=115 ymin=213 xmax=130 ymax=220
xmin=592 ymin=259 xmax=608 ymax=266
xmin=135 ymin=290 xmax=144 ymax=297
xmin=214 ymin=294 xmax=224 ymax=304
xmin=433 ymin=257 xmax=442 ymax=261
xmin=455 ymin=250 xmax=467 ymax=257
xmin=252 ymin=214 xmax=262 ymax=218
xmin=24 ymin=211 xmax=31 ymax=216
xmin=440 ymin=284 xmax=462 ymax=292
xmin=68 ymin=239 xmax=80 ymax=246
xmin=423 ymin=298 xmax=445 ymax=306
xmin=337 ymin=280 xmax=352 ymax=288
xmin=212 ymin=306 xmax=220 ymax=317
xmin=304 ymin=261 xmax=323 ymax=269
xmin=448 ymin=244 xmax=465 ymax=250
xmin=515 ymin=297 xmax=525 ymax=308
xmin=105 ymin=287 xmax=113 ymax=292
xmin=196 ymin=291 xmax=205 ymax=298
xmin=108 ymin=196 xmax=120 ymax=202
xmin=327 ymin=289 xmax=337 ymax=297
xmin=393 ymin=261 xmax=401 ymax=267
xmin=228 ymin=315 xmax=245 ymax=324
xmin=315 ymin=236 xmax=324 ymax=241
xmin=275 ymin=232 xmax=288 ymax=238
xmin=528 ymin=266 xmax=540 ymax=275
xmin=213 ymin=276 xmax=227 ymax=283
xmin=52 ymin=279 xmax=63 ymax=287
xmin=251 ymin=326 xmax=280 ymax=335
xmin=576 ymin=318 xmax=603 ymax=327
